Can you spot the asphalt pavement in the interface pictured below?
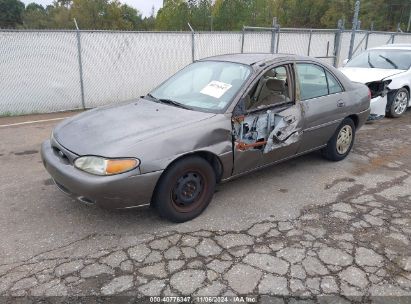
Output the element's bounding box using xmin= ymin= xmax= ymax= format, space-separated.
xmin=0 ymin=110 xmax=410 ymax=301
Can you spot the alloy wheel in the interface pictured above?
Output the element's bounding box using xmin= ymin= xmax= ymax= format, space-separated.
xmin=393 ymin=91 xmax=408 ymax=115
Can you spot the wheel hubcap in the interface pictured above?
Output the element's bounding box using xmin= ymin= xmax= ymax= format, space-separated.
xmin=394 ymin=91 xmax=408 ymax=115
xmin=172 ymin=172 xmax=203 ymax=207
xmin=336 ymin=125 xmax=353 ymax=155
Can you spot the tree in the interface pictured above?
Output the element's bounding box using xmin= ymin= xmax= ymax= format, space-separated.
xmin=0 ymin=0 xmax=25 ymax=28
xmin=4 ymin=0 xmax=411 ymax=31
xmin=120 ymin=4 xmax=143 ymax=30
xmin=23 ymin=3 xmax=50 ymax=29
xmin=69 ymin=0 xmax=143 ymax=30
xmin=321 ymin=0 xmax=354 ymax=28
xmin=189 ymin=0 xmax=212 ymax=30
xmin=71 ymin=0 xmax=107 ymax=29
xmin=141 ymin=5 xmax=156 ymax=30
xmin=47 ymin=3 xmax=73 ymax=29
xmin=156 ymin=0 xmax=189 ymax=30
xmin=213 ymin=0 xmax=250 ymax=30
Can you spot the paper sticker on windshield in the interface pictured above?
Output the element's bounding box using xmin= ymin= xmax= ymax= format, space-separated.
xmin=200 ymin=81 xmax=232 ymax=99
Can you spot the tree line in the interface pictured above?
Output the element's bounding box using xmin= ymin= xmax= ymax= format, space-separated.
xmin=0 ymin=0 xmax=410 ymax=31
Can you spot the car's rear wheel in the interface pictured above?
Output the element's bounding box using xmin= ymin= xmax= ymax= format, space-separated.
xmin=387 ymin=88 xmax=409 ymax=118
xmin=322 ymin=118 xmax=355 ymax=161
xmin=152 ymin=156 xmax=216 ymax=223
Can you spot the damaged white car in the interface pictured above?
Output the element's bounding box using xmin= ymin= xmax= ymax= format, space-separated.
xmin=340 ymin=44 xmax=411 ymax=120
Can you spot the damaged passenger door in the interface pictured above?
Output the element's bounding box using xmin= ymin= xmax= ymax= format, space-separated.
xmin=231 ymin=64 xmax=303 ymax=175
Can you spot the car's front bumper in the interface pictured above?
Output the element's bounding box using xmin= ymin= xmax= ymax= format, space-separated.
xmin=41 ymin=140 xmax=163 ymax=209
xmin=368 ymin=95 xmax=387 ymax=120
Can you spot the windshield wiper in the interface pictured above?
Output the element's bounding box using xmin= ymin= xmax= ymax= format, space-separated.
xmin=145 ymin=93 xmax=159 ymax=102
xmin=367 ymin=52 xmax=375 ymax=68
xmin=157 ymin=98 xmax=192 ymax=110
xmin=145 ymin=93 xmax=192 ymax=110
xmin=378 ymin=55 xmax=398 ymax=69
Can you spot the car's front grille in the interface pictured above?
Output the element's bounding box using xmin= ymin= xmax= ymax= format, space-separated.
xmin=50 ymin=135 xmax=77 ymax=165
xmin=52 ymin=146 xmax=70 ymax=165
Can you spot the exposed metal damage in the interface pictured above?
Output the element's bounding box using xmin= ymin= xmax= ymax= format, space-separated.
xmin=366 ymin=80 xmax=391 ymax=99
xmin=233 ymin=106 xmax=302 ymax=154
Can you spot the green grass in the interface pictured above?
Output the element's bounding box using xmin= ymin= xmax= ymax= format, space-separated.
xmin=0 ymin=111 xmax=17 ymax=117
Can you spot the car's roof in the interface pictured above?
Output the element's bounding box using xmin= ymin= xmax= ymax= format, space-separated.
xmin=372 ymin=44 xmax=411 ymax=51
xmin=198 ymin=53 xmax=302 ymax=66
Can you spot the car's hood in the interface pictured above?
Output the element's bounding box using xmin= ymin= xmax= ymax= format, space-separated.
xmin=339 ymin=67 xmax=406 ymax=83
xmin=53 ymin=98 xmax=216 ymax=156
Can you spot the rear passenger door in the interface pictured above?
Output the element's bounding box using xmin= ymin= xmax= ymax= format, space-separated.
xmin=295 ymin=62 xmax=346 ymax=153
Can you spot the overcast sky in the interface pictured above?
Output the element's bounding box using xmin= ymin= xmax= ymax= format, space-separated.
xmin=20 ymin=0 xmax=164 ymax=17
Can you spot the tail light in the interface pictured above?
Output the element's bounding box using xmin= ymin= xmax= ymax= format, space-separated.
xmin=368 ymin=89 xmax=372 ymax=100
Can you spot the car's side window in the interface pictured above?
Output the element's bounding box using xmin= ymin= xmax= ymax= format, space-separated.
xmin=326 ymin=70 xmax=343 ymax=94
xmin=296 ymin=63 xmax=328 ymax=100
xmin=246 ymin=65 xmax=292 ymax=110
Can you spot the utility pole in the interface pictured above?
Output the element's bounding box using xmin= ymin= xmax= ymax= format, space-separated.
xmin=209 ymin=15 xmax=213 ymax=31
xmin=348 ymin=0 xmax=360 ymax=60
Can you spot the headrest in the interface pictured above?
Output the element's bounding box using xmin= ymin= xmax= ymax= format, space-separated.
xmin=265 ymin=70 xmax=277 ymax=78
xmin=266 ymin=79 xmax=285 ymax=91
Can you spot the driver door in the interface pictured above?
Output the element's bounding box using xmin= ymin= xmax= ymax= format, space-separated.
xmin=232 ymin=63 xmax=304 ymax=175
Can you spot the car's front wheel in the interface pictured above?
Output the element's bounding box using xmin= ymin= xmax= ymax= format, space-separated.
xmin=322 ymin=118 xmax=356 ymax=161
xmin=152 ymin=156 xmax=216 ymax=223
xmin=387 ymin=88 xmax=409 ymax=118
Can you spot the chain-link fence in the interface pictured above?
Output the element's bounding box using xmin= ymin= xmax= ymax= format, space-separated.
xmin=1 ymin=27 xmax=411 ymax=115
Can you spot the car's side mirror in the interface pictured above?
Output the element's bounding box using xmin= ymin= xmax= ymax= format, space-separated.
xmin=233 ymin=97 xmax=246 ymax=117
xmin=342 ymin=59 xmax=349 ymax=66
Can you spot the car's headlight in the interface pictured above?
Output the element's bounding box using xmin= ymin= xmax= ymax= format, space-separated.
xmin=366 ymin=80 xmax=392 ymax=98
xmin=74 ymin=156 xmax=139 ymax=175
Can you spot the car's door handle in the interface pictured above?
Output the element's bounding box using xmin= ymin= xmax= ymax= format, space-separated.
xmin=337 ymin=100 xmax=345 ymax=107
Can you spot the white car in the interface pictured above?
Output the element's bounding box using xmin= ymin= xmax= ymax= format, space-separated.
xmin=340 ymin=44 xmax=411 ymax=120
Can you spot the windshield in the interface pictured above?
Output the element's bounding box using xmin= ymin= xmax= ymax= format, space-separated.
xmin=149 ymin=61 xmax=252 ymax=112
xmin=346 ymin=49 xmax=411 ymax=70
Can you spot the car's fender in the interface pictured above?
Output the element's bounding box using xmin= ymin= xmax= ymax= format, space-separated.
xmin=386 ymin=70 xmax=411 ymax=90
xmin=137 ymin=114 xmax=234 ymax=179
xmin=385 ymin=70 xmax=411 ymax=107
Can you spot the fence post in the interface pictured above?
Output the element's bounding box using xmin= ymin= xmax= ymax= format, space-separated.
xmin=241 ymin=26 xmax=245 ymax=53
xmin=270 ymin=18 xmax=278 ymax=54
xmin=348 ymin=0 xmax=361 ymax=60
xmin=188 ymin=23 xmax=195 ymax=62
xmin=275 ymin=25 xmax=280 ymax=53
xmin=307 ymin=29 xmax=312 ymax=56
xmin=333 ymin=19 xmax=344 ymax=67
xmin=73 ymin=18 xmax=86 ymax=110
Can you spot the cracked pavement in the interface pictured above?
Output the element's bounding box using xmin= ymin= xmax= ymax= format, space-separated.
xmin=0 ymin=111 xmax=410 ymax=301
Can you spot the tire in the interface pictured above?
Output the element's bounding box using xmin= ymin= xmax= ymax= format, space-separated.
xmin=387 ymin=88 xmax=409 ymax=118
xmin=322 ymin=118 xmax=356 ymax=161
xmin=152 ymin=156 xmax=216 ymax=223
